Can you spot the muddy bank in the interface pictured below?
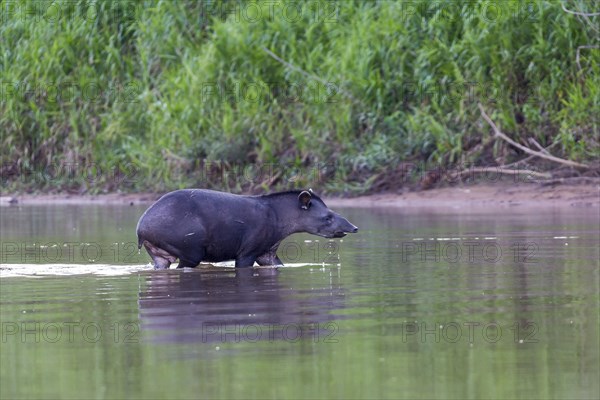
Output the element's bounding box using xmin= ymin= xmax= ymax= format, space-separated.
xmin=1 ymin=182 xmax=598 ymax=209
xmin=327 ymin=182 xmax=600 ymax=209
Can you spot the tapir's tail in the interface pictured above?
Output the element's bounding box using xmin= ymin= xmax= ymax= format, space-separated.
xmin=136 ymin=226 xmax=144 ymax=249
xmin=136 ymin=216 xmax=144 ymax=250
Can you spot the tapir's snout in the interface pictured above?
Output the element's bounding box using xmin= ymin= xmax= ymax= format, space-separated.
xmin=343 ymin=219 xmax=358 ymax=234
xmin=332 ymin=219 xmax=358 ymax=238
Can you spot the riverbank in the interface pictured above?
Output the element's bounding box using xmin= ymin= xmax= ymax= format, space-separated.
xmin=3 ymin=1 xmax=598 ymax=198
xmin=2 ymin=181 xmax=598 ymax=209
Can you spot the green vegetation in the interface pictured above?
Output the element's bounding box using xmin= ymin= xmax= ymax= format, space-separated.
xmin=1 ymin=0 xmax=598 ymax=194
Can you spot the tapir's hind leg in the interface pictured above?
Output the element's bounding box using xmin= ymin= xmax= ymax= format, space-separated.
xmin=177 ymin=258 xmax=201 ymax=268
xmin=142 ymin=241 xmax=177 ymax=270
xmin=152 ymin=256 xmax=172 ymax=270
xmin=175 ymin=247 xmax=205 ymax=268
xmin=256 ymin=251 xmax=283 ymax=267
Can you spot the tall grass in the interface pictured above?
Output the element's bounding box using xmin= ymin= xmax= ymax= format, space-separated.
xmin=1 ymin=0 xmax=598 ymax=194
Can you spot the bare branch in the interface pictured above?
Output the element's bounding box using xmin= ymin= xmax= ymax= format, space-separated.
xmin=561 ymin=2 xmax=600 ymax=16
xmin=539 ymin=177 xmax=600 ymax=186
xmin=528 ymin=138 xmax=551 ymax=155
xmin=576 ymin=45 xmax=599 ymax=71
xmin=503 ymin=141 xmax=559 ymax=168
xmin=478 ymin=104 xmax=589 ymax=169
xmin=261 ymin=46 xmax=358 ymax=103
xmin=460 ymin=167 xmax=552 ymax=179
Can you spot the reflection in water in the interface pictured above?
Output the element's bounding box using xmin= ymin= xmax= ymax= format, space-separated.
xmin=138 ymin=267 xmax=345 ymax=344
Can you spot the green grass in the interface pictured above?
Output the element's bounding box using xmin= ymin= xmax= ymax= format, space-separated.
xmin=1 ymin=0 xmax=598 ymax=194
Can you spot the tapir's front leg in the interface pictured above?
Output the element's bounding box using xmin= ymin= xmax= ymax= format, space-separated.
xmin=235 ymin=255 xmax=258 ymax=268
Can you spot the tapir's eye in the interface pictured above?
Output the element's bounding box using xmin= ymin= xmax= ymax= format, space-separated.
xmin=324 ymin=214 xmax=333 ymax=224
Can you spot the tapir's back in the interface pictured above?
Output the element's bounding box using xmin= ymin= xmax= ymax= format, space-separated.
xmin=136 ymin=189 xmax=263 ymax=248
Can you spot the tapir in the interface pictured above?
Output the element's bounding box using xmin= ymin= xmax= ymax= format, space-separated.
xmin=136 ymin=189 xmax=358 ymax=269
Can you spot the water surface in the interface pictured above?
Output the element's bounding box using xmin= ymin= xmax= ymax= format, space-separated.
xmin=1 ymin=204 xmax=598 ymax=399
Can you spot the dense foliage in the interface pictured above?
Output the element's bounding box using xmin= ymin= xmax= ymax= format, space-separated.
xmin=1 ymin=0 xmax=598 ymax=194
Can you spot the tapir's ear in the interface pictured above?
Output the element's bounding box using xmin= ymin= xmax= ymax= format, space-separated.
xmin=298 ymin=190 xmax=312 ymax=210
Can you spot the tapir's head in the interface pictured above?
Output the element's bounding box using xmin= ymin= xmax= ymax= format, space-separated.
xmin=295 ymin=190 xmax=358 ymax=238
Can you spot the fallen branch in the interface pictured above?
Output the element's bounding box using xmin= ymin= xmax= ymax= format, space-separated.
xmin=503 ymin=141 xmax=560 ymax=168
xmin=478 ymin=103 xmax=589 ymax=169
xmin=528 ymin=137 xmax=551 ymax=155
xmin=538 ymin=177 xmax=600 ymax=186
xmin=459 ymin=167 xmax=552 ymax=179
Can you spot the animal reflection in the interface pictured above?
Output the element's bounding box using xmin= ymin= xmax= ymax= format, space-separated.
xmin=138 ymin=267 xmax=345 ymax=343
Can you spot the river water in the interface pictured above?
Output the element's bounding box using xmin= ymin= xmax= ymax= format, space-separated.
xmin=1 ymin=204 xmax=598 ymax=399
